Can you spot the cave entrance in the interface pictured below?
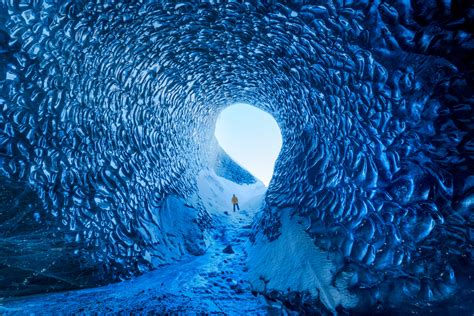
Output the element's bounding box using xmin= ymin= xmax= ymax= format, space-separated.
xmin=215 ymin=103 xmax=282 ymax=187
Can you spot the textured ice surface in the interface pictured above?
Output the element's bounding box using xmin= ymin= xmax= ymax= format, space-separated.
xmin=248 ymin=208 xmax=359 ymax=312
xmin=0 ymin=0 xmax=472 ymax=313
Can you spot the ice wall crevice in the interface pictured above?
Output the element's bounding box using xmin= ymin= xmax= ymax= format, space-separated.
xmin=0 ymin=0 xmax=472 ymax=312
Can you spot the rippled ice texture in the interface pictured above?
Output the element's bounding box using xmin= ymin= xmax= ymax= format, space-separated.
xmin=0 ymin=0 xmax=472 ymax=312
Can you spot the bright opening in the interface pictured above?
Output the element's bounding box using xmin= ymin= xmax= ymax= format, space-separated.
xmin=215 ymin=103 xmax=282 ymax=186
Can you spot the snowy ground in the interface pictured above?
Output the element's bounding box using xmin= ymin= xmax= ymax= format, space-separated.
xmin=247 ymin=209 xmax=358 ymax=313
xmin=1 ymin=170 xmax=288 ymax=315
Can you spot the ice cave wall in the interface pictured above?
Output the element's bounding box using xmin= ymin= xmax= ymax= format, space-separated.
xmin=0 ymin=0 xmax=472 ymax=311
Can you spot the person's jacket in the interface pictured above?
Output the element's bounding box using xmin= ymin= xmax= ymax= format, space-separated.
xmin=231 ymin=196 xmax=238 ymax=204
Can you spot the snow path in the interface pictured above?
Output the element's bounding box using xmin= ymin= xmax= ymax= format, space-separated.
xmin=1 ymin=171 xmax=281 ymax=315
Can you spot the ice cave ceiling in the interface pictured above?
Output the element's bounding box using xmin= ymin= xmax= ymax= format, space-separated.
xmin=0 ymin=0 xmax=472 ymax=312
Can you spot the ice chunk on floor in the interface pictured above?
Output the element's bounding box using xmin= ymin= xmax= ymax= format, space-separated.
xmin=247 ymin=208 xmax=358 ymax=312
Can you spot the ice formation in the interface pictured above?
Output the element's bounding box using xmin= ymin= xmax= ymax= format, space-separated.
xmin=0 ymin=0 xmax=472 ymax=313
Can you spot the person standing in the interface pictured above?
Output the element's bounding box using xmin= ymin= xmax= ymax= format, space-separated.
xmin=231 ymin=194 xmax=240 ymax=212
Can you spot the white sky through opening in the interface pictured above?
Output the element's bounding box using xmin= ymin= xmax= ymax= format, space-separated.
xmin=215 ymin=103 xmax=282 ymax=186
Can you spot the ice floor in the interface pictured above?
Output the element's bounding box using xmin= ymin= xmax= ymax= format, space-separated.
xmin=0 ymin=171 xmax=288 ymax=315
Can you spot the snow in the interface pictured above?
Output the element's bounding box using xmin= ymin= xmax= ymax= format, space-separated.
xmin=197 ymin=169 xmax=267 ymax=218
xmin=247 ymin=208 xmax=359 ymax=312
xmin=0 ymin=169 xmax=359 ymax=313
xmin=0 ymin=170 xmax=278 ymax=314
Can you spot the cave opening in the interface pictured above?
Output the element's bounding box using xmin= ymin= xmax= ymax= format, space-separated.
xmin=214 ymin=103 xmax=282 ymax=187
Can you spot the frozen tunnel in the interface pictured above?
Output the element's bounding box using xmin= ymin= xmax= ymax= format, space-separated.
xmin=0 ymin=0 xmax=472 ymax=314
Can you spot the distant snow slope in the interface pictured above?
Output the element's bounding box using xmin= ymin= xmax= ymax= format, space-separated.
xmin=212 ymin=146 xmax=258 ymax=185
xmin=197 ymin=169 xmax=266 ymax=217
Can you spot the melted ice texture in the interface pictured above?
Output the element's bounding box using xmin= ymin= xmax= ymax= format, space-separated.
xmin=0 ymin=0 xmax=472 ymax=311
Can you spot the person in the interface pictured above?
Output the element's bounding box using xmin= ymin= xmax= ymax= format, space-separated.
xmin=231 ymin=194 xmax=240 ymax=212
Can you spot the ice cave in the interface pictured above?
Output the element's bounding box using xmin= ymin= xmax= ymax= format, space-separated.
xmin=0 ymin=1 xmax=472 ymax=314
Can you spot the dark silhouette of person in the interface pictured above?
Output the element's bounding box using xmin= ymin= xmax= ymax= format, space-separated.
xmin=231 ymin=194 xmax=240 ymax=212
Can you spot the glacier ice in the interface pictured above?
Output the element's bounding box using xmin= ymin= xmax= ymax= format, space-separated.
xmin=0 ymin=0 xmax=472 ymax=313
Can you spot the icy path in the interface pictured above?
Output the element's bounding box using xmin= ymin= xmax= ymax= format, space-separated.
xmin=1 ymin=171 xmax=280 ymax=315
